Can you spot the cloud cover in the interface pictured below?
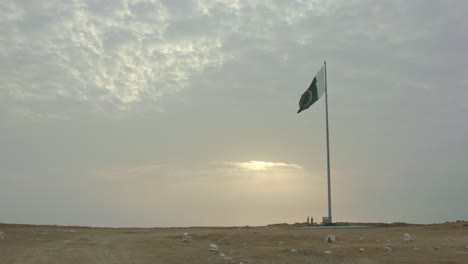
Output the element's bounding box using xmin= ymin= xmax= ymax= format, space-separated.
xmin=1 ymin=0 xmax=227 ymax=115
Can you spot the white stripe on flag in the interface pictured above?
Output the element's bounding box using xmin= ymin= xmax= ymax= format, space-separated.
xmin=315 ymin=65 xmax=326 ymax=100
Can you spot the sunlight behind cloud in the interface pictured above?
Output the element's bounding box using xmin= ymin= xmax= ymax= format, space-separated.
xmin=227 ymin=161 xmax=303 ymax=171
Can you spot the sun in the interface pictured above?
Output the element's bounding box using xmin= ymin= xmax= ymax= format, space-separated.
xmin=229 ymin=161 xmax=303 ymax=171
xmin=239 ymin=161 xmax=277 ymax=170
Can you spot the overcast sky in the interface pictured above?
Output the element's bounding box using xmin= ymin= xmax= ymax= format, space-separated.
xmin=1 ymin=0 xmax=467 ymax=227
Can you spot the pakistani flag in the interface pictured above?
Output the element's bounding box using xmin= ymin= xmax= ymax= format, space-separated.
xmin=297 ymin=66 xmax=326 ymax=113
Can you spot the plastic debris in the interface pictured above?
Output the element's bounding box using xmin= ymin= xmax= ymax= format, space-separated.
xmin=324 ymin=250 xmax=332 ymax=254
xmin=358 ymin=248 xmax=365 ymax=252
xmin=325 ymin=235 xmax=336 ymax=243
xmin=210 ymin=243 xmax=219 ymax=252
xmin=384 ymin=241 xmax=392 ymax=253
xmin=403 ymin=233 xmax=412 ymax=242
xmin=181 ymin=232 xmax=192 ymax=243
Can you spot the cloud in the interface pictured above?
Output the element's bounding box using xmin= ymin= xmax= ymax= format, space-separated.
xmin=1 ymin=0 xmax=466 ymax=119
xmin=92 ymin=160 xmax=304 ymax=183
xmin=226 ymin=160 xmax=303 ymax=171
xmin=13 ymin=107 xmax=71 ymax=121
xmin=0 ymin=0 xmax=228 ymax=115
xmin=91 ymin=164 xmax=161 ymax=180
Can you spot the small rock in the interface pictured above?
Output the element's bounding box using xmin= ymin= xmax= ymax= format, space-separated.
xmin=403 ymin=233 xmax=412 ymax=242
xmin=210 ymin=244 xmax=219 ymax=252
xmin=224 ymin=256 xmax=232 ymax=261
xmin=413 ymin=247 xmax=419 ymax=250
xmin=290 ymin=248 xmax=297 ymax=252
xmin=358 ymin=248 xmax=365 ymax=252
xmin=181 ymin=232 xmax=192 ymax=243
xmin=220 ymin=253 xmax=225 ymax=257
xmin=434 ymin=246 xmax=440 ymax=250
xmin=325 ymin=235 xmax=336 ymax=243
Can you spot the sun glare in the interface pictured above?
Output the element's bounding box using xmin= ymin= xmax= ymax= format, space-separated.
xmin=229 ymin=161 xmax=303 ymax=171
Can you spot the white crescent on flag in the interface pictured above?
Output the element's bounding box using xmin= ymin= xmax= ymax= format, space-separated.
xmin=297 ymin=66 xmax=326 ymax=113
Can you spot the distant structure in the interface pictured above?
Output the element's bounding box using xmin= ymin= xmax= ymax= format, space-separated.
xmin=322 ymin=217 xmax=330 ymax=225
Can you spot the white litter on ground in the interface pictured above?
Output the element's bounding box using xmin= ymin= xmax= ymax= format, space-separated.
xmin=324 ymin=250 xmax=332 ymax=254
xmin=181 ymin=232 xmax=192 ymax=243
xmin=325 ymin=235 xmax=336 ymax=243
xmin=403 ymin=233 xmax=412 ymax=242
xmin=358 ymin=248 xmax=365 ymax=252
xmin=385 ymin=241 xmax=392 ymax=253
xmin=0 ymin=231 xmax=5 ymax=240
xmin=210 ymin=243 xmax=219 ymax=252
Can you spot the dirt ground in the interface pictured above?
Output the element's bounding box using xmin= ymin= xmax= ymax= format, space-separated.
xmin=0 ymin=222 xmax=467 ymax=264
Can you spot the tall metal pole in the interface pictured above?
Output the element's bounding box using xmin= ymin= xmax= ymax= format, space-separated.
xmin=324 ymin=60 xmax=332 ymax=224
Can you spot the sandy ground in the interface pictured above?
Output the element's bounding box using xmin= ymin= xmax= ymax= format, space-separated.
xmin=0 ymin=222 xmax=467 ymax=264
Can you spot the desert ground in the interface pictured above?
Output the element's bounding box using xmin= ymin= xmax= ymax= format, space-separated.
xmin=0 ymin=222 xmax=467 ymax=264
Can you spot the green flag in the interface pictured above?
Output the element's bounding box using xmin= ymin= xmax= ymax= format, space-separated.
xmin=297 ymin=66 xmax=325 ymax=113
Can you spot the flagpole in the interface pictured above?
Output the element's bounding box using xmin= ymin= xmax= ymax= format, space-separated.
xmin=324 ymin=60 xmax=332 ymax=225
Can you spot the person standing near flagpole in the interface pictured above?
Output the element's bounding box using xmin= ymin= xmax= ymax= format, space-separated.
xmin=297 ymin=61 xmax=333 ymax=225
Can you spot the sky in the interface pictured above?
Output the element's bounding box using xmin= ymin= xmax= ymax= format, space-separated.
xmin=1 ymin=0 xmax=467 ymax=227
